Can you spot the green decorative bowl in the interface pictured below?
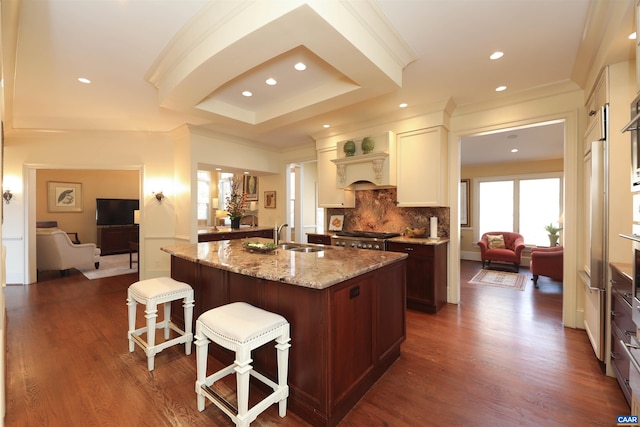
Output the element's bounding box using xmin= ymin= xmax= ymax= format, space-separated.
xmin=361 ymin=137 xmax=375 ymax=154
xmin=344 ymin=140 xmax=356 ymax=156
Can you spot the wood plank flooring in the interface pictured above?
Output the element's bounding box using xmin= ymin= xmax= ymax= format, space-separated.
xmin=3 ymin=260 xmax=630 ymax=426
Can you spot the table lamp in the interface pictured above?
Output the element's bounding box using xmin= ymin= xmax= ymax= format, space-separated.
xmin=215 ymin=210 xmax=228 ymax=230
xmin=211 ymin=198 xmax=219 ymax=230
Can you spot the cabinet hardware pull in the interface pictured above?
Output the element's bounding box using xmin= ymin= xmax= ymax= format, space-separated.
xmin=622 ymin=341 xmax=640 ymax=375
xmin=611 ymin=310 xmax=619 ymax=317
xmin=404 ymin=247 xmax=414 ymax=251
xmin=611 ymin=351 xmax=617 ymax=359
xmin=349 ymin=286 xmax=360 ymax=299
xmin=624 ymin=341 xmax=640 ymax=350
xmin=589 ymin=110 xmax=596 ymax=116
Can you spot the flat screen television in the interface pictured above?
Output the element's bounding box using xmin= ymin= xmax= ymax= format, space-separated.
xmin=96 ymin=198 xmax=139 ymax=226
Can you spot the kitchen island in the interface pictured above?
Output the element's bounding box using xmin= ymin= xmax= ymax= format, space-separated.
xmin=162 ymin=239 xmax=407 ymax=427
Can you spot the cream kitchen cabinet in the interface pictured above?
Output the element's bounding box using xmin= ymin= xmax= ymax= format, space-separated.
xmin=637 ymin=0 xmax=640 ymax=88
xmin=585 ymin=68 xmax=608 ymax=154
xmin=317 ymin=146 xmax=355 ymax=208
xmin=396 ymin=126 xmax=448 ymax=207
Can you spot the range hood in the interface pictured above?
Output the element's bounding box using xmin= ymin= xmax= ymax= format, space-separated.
xmin=330 ymin=131 xmax=396 ymax=188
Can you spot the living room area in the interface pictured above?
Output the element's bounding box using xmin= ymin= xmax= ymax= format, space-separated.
xmin=34 ymin=169 xmax=140 ymax=281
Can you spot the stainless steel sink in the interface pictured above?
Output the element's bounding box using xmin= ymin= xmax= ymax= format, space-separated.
xmin=289 ymin=246 xmax=325 ymax=253
xmin=277 ymin=244 xmax=302 ymax=250
xmin=278 ymin=243 xmax=328 ymax=253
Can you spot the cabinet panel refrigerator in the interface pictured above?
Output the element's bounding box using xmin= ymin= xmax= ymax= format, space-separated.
xmin=584 ymin=104 xmax=608 ymax=361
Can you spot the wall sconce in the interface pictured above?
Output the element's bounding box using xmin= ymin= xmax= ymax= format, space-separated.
xmin=2 ymin=189 xmax=13 ymax=204
xmin=154 ymin=191 xmax=164 ymax=203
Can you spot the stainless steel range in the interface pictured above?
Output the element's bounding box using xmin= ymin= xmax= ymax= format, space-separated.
xmin=330 ymin=231 xmax=401 ymax=251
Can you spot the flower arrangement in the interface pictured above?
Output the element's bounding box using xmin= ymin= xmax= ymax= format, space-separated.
xmin=226 ymin=175 xmax=247 ymax=220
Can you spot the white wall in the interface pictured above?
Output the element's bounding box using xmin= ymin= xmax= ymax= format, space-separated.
xmin=2 ymin=130 xmax=175 ymax=283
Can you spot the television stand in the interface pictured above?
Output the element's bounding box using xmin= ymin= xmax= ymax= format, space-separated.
xmin=97 ymin=225 xmax=139 ymax=255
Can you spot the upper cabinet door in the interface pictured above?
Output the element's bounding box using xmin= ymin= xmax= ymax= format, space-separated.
xmin=396 ymin=127 xmax=448 ymax=207
xmin=317 ymin=146 xmax=355 ymax=208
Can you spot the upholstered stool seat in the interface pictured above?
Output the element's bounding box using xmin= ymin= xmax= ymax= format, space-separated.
xmin=127 ymin=277 xmax=194 ymax=371
xmin=195 ymin=302 xmax=291 ymax=427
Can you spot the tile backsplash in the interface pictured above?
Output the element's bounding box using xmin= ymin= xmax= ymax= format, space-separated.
xmin=327 ymin=188 xmax=450 ymax=238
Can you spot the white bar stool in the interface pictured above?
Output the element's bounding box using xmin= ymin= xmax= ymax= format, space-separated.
xmin=127 ymin=277 xmax=194 ymax=371
xmin=195 ymin=302 xmax=291 ymax=427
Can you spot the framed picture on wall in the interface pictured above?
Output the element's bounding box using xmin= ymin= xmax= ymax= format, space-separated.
xmin=264 ymin=191 xmax=276 ymax=208
xmin=460 ymin=179 xmax=470 ymax=227
xmin=48 ymin=181 xmax=83 ymax=212
xmin=244 ymin=175 xmax=258 ymax=201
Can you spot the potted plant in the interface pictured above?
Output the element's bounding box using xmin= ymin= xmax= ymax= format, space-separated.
xmin=226 ymin=176 xmax=247 ymax=229
xmin=544 ymin=223 xmax=562 ymax=246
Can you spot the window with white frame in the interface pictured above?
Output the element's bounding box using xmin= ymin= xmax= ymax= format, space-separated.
xmin=197 ymin=171 xmax=210 ymax=222
xmin=218 ymin=172 xmax=234 ymax=225
xmin=477 ymin=173 xmax=562 ymax=246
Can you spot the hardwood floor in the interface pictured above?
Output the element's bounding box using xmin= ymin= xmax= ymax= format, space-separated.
xmin=3 ymin=260 xmax=629 ymax=426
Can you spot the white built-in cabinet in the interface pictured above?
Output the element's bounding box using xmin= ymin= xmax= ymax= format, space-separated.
xmin=316 ymin=126 xmax=448 ymax=207
xmin=585 ymin=69 xmax=608 ymax=154
xmin=637 ymin=0 xmax=640 ymax=88
xmin=317 ymin=146 xmax=355 ymax=208
xmin=396 ymin=126 xmax=448 ymax=206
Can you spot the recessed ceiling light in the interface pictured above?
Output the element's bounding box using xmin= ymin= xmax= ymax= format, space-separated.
xmin=242 ymin=90 xmax=253 ymax=97
xmin=215 ymin=168 xmax=222 ymax=171
xmin=323 ymin=124 xmax=330 ymax=129
xmin=511 ymin=148 xmax=519 ymax=153
xmin=630 ymin=32 xmax=637 ymax=40
xmin=243 ymin=171 xmax=250 ymax=175
xmin=399 ymin=103 xmax=408 ymax=108
xmin=496 ymin=85 xmax=507 ymax=92
xmin=265 ymin=78 xmax=277 ymax=86
xmin=78 ymin=77 xmax=91 ymax=84
xmin=294 ymin=62 xmax=307 ymax=71
xmin=489 ymin=51 xmax=504 ymax=60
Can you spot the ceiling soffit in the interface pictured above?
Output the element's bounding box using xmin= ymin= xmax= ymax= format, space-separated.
xmin=145 ymin=0 xmax=416 ymax=126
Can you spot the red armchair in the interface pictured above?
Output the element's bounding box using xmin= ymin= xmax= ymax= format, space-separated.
xmin=529 ymin=246 xmax=563 ymax=287
xmin=477 ymin=232 xmax=525 ymax=272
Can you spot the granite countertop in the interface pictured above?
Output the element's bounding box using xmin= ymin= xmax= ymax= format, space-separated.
xmin=388 ymin=236 xmax=450 ymax=245
xmin=162 ymin=238 xmax=407 ymax=290
xmin=197 ymin=225 xmax=273 ymax=235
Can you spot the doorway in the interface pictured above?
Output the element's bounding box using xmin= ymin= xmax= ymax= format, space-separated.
xmin=286 ymin=160 xmax=321 ymax=243
xmin=457 ymin=119 xmax=567 ymax=318
xmin=26 ymin=166 xmax=142 ymax=284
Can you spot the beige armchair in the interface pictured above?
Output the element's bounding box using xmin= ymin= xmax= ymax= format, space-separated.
xmin=36 ymin=229 xmax=101 ymax=276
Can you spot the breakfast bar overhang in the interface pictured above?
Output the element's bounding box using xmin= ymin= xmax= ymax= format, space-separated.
xmin=162 ymin=239 xmax=407 ymax=427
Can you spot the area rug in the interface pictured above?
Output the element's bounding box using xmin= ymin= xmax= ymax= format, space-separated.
xmin=468 ymin=269 xmax=527 ymax=291
xmin=78 ymin=253 xmax=137 ymax=280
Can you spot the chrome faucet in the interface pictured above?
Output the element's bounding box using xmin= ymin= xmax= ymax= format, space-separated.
xmin=274 ymin=223 xmax=289 ymax=245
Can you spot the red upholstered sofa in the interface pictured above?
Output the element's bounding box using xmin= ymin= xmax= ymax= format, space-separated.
xmin=477 ymin=232 xmax=525 ymax=272
xmin=529 ymin=246 xmax=563 ymax=287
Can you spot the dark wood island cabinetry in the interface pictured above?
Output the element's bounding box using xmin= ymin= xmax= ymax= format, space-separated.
xmin=163 ymin=239 xmax=406 ymax=427
xmin=198 ymin=226 xmax=273 ymax=242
